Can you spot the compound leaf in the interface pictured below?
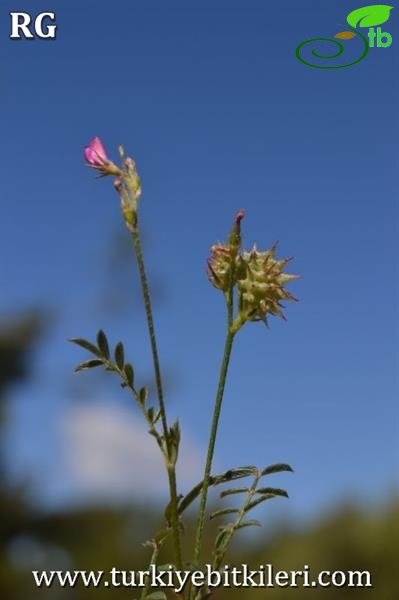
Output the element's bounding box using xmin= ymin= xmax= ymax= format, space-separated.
xmin=178 ymin=466 xmax=257 ymax=515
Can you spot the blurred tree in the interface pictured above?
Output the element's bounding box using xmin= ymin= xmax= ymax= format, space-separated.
xmin=0 ymin=313 xmax=42 ymax=416
xmin=0 ymin=313 xmax=43 ymax=595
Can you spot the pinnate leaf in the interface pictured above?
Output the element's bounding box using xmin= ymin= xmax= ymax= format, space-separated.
xmin=178 ymin=466 xmax=257 ymax=515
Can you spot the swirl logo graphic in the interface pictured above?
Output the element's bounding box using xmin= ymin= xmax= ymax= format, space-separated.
xmin=296 ymin=5 xmax=394 ymax=69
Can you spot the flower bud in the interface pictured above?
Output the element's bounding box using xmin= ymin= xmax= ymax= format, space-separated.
xmin=207 ymin=211 xmax=245 ymax=293
xmin=118 ymin=155 xmax=142 ymax=230
xmin=84 ymin=137 xmax=121 ymax=177
xmin=227 ymin=210 xmax=245 ymax=257
xmin=207 ymin=244 xmax=233 ymax=292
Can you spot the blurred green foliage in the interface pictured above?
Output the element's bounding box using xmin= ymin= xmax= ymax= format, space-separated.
xmin=0 ymin=315 xmax=397 ymax=599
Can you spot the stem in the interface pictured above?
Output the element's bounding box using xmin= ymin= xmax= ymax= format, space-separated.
xmin=140 ymin=545 xmax=159 ymax=600
xmin=192 ymin=473 xmax=260 ymax=600
xmin=131 ymin=226 xmax=168 ymax=437
xmin=167 ymin=463 xmax=183 ymax=565
xmin=131 ymin=224 xmax=183 ymax=573
xmin=212 ymin=471 xmax=260 ymax=571
xmin=193 ymin=291 xmax=236 ymax=565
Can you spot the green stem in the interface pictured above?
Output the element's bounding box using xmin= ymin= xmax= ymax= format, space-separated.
xmin=131 ymin=226 xmax=168 ymax=437
xmin=193 ymin=473 xmax=260 ymax=600
xmin=140 ymin=545 xmax=159 ymax=600
xmin=167 ymin=463 xmax=183 ymax=562
xmin=212 ymin=471 xmax=260 ymax=571
xmin=131 ymin=224 xmax=183 ymax=573
xmin=193 ymin=292 xmax=236 ymax=566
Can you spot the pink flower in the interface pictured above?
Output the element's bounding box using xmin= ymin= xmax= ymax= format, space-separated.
xmin=84 ymin=137 xmax=121 ymax=176
xmin=84 ymin=137 xmax=109 ymax=167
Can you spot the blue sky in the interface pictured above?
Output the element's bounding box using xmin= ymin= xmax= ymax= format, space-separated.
xmin=1 ymin=0 xmax=397 ymax=521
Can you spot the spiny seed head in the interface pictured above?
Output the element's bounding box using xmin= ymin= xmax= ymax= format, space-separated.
xmin=207 ymin=214 xmax=299 ymax=331
xmin=236 ymin=244 xmax=298 ymax=324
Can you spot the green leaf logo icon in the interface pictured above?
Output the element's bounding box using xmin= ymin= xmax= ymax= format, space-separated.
xmin=347 ymin=5 xmax=394 ymax=28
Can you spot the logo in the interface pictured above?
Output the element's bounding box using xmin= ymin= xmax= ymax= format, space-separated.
xmin=296 ymin=4 xmax=393 ymax=68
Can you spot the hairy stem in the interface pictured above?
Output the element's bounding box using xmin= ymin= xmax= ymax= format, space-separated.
xmin=131 ymin=224 xmax=183 ymax=573
xmin=140 ymin=545 xmax=159 ymax=600
xmin=193 ymin=291 xmax=236 ymax=566
xmin=131 ymin=226 xmax=168 ymax=436
xmin=213 ymin=471 xmax=260 ymax=571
